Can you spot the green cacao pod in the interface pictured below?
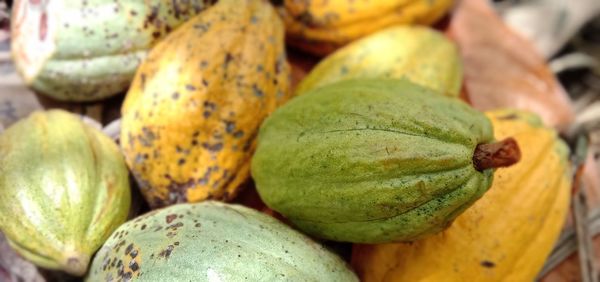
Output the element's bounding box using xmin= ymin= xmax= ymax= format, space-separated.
xmin=11 ymin=0 xmax=215 ymax=101
xmin=86 ymin=201 xmax=358 ymax=281
xmin=120 ymin=0 xmax=291 ymax=208
xmin=0 ymin=110 xmax=131 ymax=276
xmin=251 ymin=78 xmax=521 ymax=243
xmin=296 ymin=25 xmax=462 ymax=97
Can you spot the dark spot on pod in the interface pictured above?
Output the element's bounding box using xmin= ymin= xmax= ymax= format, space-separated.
xmin=141 ymin=224 xmax=147 ymax=231
xmin=202 ymin=79 xmax=209 ymax=87
xmin=172 ymin=92 xmax=180 ymax=100
xmin=129 ymin=260 xmax=139 ymax=272
xmin=178 ymin=158 xmax=186 ymax=165
xmin=191 ymin=140 xmax=198 ymax=146
xmin=166 ymin=214 xmax=177 ymax=224
xmin=174 ymin=242 xmax=180 ymax=246
xmin=159 ymin=245 xmax=175 ymax=259
xmin=168 ymin=222 xmax=184 ymax=229
xmin=152 ymin=31 xmax=161 ymax=39
xmin=185 ymin=84 xmax=196 ymax=91
xmin=195 ymin=223 xmax=202 ymax=228
xmin=202 ymin=142 xmax=223 ymax=152
xmin=223 ymin=53 xmax=234 ymax=69
xmin=252 ymin=84 xmax=264 ymax=97
xmin=130 ymin=249 xmax=138 ymax=259
xmin=166 ymin=231 xmax=177 ymax=238
xmin=199 ymin=60 xmax=209 ymax=68
xmin=130 ymin=10 xmax=138 ymax=16
xmin=481 ymin=260 xmax=495 ymax=268
xmin=172 ymin=0 xmax=182 ymax=18
xmin=154 ymin=226 xmax=163 ymax=232
xmin=224 ymin=121 xmax=235 ymax=133
xmin=233 ymin=130 xmax=244 ymax=138
xmin=124 ymin=243 xmax=134 ymax=255
xmin=194 ymin=22 xmax=211 ymax=33
xmin=122 ymin=271 xmax=133 ymax=280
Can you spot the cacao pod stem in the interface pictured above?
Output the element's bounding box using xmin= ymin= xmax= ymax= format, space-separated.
xmin=473 ymin=137 xmax=521 ymax=171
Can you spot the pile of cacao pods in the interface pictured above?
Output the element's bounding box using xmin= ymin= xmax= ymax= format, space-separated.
xmin=1 ymin=0 xmax=591 ymax=281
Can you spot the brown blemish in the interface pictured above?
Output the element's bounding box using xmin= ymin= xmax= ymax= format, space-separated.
xmin=481 ymin=260 xmax=495 ymax=268
xmin=165 ymin=214 xmax=177 ymax=224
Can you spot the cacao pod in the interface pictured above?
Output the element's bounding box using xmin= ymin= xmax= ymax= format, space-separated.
xmin=279 ymin=0 xmax=454 ymax=56
xmin=351 ymin=109 xmax=571 ymax=281
xmin=251 ymin=78 xmax=520 ymax=243
xmin=120 ymin=0 xmax=291 ymax=208
xmin=11 ymin=0 xmax=215 ymax=101
xmin=86 ymin=201 xmax=358 ymax=281
xmin=296 ymin=25 xmax=462 ymax=97
xmin=0 ymin=110 xmax=131 ymax=276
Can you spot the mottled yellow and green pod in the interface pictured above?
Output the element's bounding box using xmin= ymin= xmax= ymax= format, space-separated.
xmin=121 ymin=0 xmax=291 ymax=208
xmin=296 ymin=25 xmax=463 ymax=97
xmin=0 ymin=110 xmax=131 ymax=276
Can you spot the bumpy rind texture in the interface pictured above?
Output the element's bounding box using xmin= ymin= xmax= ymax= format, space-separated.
xmin=86 ymin=201 xmax=358 ymax=281
xmin=120 ymin=0 xmax=291 ymax=208
xmin=279 ymin=0 xmax=454 ymax=55
xmin=252 ymin=78 xmax=494 ymax=243
xmin=296 ymin=25 xmax=463 ymax=97
xmin=11 ymin=0 xmax=215 ymax=101
xmin=352 ymin=109 xmax=571 ymax=281
xmin=0 ymin=110 xmax=131 ymax=276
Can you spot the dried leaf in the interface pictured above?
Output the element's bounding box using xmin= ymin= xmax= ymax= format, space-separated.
xmin=446 ymin=0 xmax=575 ymax=130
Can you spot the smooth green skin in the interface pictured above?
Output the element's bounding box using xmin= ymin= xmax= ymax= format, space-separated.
xmin=13 ymin=0 xmax=214 ymax=101
xmin=295 ymin=26 xmax=463 ymax=97
xmin=252 ymin=78 xmax=495 ymax=243
xmin=86 ymin=201 xmax=358 ymax=282
xmin=0 ymin=110 xmax=131 ymax=276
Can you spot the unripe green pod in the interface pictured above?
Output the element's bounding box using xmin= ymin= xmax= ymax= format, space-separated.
xmin=252 ymin=78 xmax=521 ymax=243
xmin=0 ymin=110 xmax=131 ymax=276
xmin=11 ymin=0 xmax=215 ymax=101
xmin=86 ymin=201 xmax=358 ymax=281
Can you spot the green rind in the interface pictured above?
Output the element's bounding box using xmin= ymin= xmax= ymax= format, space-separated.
xmin=0 ymin=110 xmax=131 ymax=275
xmin=86 ymin=201 xmax=358 ymax=281
xmin=252 ymin=78 xmax=495 ymax=243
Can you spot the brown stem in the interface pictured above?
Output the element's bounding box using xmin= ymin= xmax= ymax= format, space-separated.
xmin=473 ymin=137 xmax=521 ymax=171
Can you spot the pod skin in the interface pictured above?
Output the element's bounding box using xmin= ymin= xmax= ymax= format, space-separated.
xmin=296 ymin=25 xmax=463 ymax=97
xmin=86 ymin=201 xmax=358 ymax=281
xmin=0 ymin=110 xmax=131 ymax=276
xmin=352 ymin=109 xmax=571 ymax=281
xmin=11 ymin=0 xmax=215 ymax=101
xmin=252 ymin=78 xmax=520 ymax=243
xmin=120 ymin=0 xmax=291 ymax=208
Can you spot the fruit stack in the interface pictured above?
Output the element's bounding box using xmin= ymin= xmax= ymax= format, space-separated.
xmin=1 ymin=0 xmax=597 ymax=281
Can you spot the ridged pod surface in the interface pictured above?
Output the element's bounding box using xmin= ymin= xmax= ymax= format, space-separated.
xmin=352 ymin=109 xmax=571 ymax=281
xmin=86 ymin=201 xmax=358 ymax=281
xmin=296 ymin=25 xmax=462 ymax=96
xmin=121 ymin=0 xmax=291 ymax=208
xmin=11 ymin=0 xmax=216 ymax=101
xmin=0 ymin=110 xmax=131 ymax=276
xmin=279 ymin=0 xmax=454 ymax=55
xmin=252 ymin=78 xmax=513 ymax=243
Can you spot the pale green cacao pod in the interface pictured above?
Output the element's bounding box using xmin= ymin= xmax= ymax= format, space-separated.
xmin=11 ymin=0 xmax=215 ymax=101
xmin=86 ymin=201 xmax=358 ymax=281
xmin=0 ymin=110 xmax=131 ymax=276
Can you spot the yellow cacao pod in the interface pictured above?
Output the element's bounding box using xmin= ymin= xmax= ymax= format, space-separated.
xmin=279 ymin=0 xmax=454 ymax=55
xmin=120 ymin=0 xmax=291 ymax=208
